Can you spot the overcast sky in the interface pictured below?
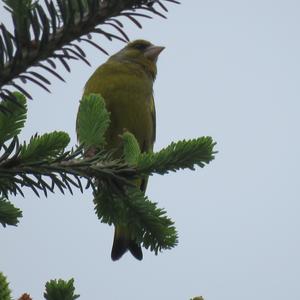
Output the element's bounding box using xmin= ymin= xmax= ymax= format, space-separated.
xmin=2 ymin=1 xmax=300 ymax=299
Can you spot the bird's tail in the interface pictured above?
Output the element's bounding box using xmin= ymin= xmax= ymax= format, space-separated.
xmin=111 ymin=177 xmax=147 ymax=261
xmin=111 ymin=225 xmax=143 ymax=261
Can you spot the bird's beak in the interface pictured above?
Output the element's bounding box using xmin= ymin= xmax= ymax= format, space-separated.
xmin=144 ymin=45 xmax=165 ymax=62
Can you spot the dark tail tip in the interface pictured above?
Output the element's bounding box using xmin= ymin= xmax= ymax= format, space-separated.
xmin=111 ymin=234 xmax=128 ymax=261
xmin=129 ymin=240 xmax=143 ymax=260
xmin=111 ymin=227 xmax=143 ymax=261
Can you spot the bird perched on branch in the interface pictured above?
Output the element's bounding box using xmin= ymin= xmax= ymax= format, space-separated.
xmin=80 ymin=39 xmax=164 ymax=261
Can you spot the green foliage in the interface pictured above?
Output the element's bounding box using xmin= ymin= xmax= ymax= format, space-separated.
xmin=0 ymin=272 xmax=12 ymax=300
xmin=0 ymin=197 xmax=22 ymax=227
xmin=121 ymin=130 xmax=141 ymax=165
xmin=0 ymin=92 xmax=27 ymax=144
xmin=0 ymin=91 xmax=216 ymax=257
xmin=92 ymin=133 xmax=216 ymax=254
xmin=94 ymin=184 xmax=177 ymax=254
xmin=61 ymin=0 xmax=89 ymax=21
xmin=87 ymin=96 xmax=179 ymax=254
xmin=0 ymin=0 xmax=176 ymax=111
xmin=126 ymin=187 xmax=177 ymax=253
xmin=44 ymin=279 xmax=79 ymax=300
xmin=3 ymin=0 xmax=37 ymax=55
xmin=3 ymin=0 xmax=36 ymax=13
xmin=138 ymin=136 xmax=216 ymax=175
xmin=76 ymin=94 xmax=110 ymax=150
xmin=0 ymin=138 xmax=135 ymax=198
xmin=19 ymin=132 xmax=70 ymax=162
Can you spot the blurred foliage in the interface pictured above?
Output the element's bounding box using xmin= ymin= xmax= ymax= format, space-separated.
xmin=0 ymin=272 xmax=12 ymax=300
xmin=44 ymin=279 xmax=79 ymax=300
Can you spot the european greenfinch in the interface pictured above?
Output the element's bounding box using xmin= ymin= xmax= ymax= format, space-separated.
xmin=79 ymin=39 xmax=164 ymax=260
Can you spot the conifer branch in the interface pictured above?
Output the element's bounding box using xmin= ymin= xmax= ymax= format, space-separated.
xmin=0 ymin=196 xmax=22 ymax=226
xmin=0 ymin=140 xmax=136 ymax=198
xmin=94 ymin=184 xmax=178 ymax=254
xmin=0 ymin=93 xmax=216 ymax=255
xmin=44 ymin=279 xmax=79 ymax=300
xmin=0 ymin=0 xmax=179 ymax=110
xmin=138 ymin=136 xmax=217 ymax=175
xmin=0 ymin=272 xmax=12 ymax=300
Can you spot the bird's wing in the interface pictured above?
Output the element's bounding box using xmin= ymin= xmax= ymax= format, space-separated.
xmin=140 ymin=94 xmax=156 ymax=192
xmin=150 ymin=94 xmax=156 ymax=149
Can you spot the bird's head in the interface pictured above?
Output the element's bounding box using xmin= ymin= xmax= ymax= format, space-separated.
xmin=111 ymin=39 xmax=165 ymax=79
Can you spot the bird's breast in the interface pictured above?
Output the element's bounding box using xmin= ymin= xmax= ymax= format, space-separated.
xmin=84 ymin=64 xmax=154 ymax=152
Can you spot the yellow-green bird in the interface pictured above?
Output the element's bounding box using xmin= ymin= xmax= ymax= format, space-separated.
xmin=79 ymin=39 xmax=164 ymax=261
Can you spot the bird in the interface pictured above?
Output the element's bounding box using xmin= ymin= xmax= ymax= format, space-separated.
xmin=79 ymin=39 xmax=164 ymax=261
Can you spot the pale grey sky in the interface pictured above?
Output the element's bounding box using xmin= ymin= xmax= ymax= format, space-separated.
xmin=2 ymin=1 xmax=300 ymax=299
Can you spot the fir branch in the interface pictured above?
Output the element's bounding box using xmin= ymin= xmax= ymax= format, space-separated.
xmin=44 ymin=278 xmax=80 ymax=300
xmin=18 ymin=131 xmax=70 ymax=162
xmin=126 ymin=187 xmax=177 ymax=254
xmin=137 ymin=136 xmax=217 ymax=176
xmin=0 ymin=0 xmax=180 ymax=106
xmin=94 ymin=184 xmax=177 ymax=254
xmin=0 ymin=93 xmax=216 ymax=257
xmin=0 ymin=197 xmax=22 ymax=227
xmin=0 ymin=92 xmax=136 ymax=197
xmin=76 ymin=93 xmax=110 ymax=151
xmin=0 ymin=272 xmax=12 ymax=300
xmin=0 ymin=92 xmax=26 ymax=142
xmin=0 ymin=139 xmax=136 ymax=198
xmin=121 ymin=130 xmax=141 ymax=164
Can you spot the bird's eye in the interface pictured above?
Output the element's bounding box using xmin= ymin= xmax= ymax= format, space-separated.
xmin=132 ymin=43 xmax=149 ymax=51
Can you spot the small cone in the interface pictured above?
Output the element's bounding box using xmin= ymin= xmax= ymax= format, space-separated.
xmin=18 ymin=294 xmax=32 ymax=300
